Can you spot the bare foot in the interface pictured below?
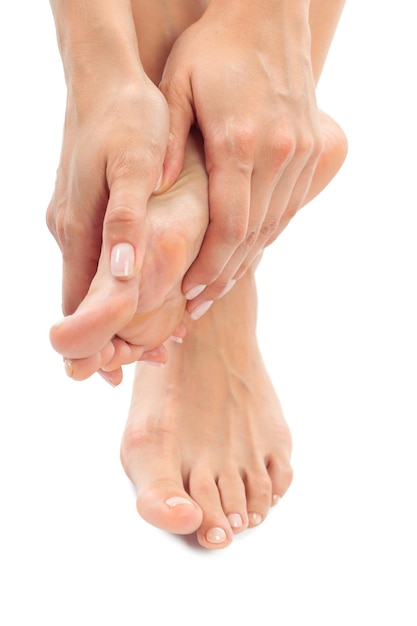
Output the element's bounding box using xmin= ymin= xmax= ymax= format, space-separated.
xmin=49 ymin=130 xmax=209 ymax=382
xmin=120 ymin=267 xmax=293 ymax=548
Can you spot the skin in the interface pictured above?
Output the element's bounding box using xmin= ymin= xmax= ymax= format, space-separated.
xmin=48 ymin=0 xmax=347 ymax=548
xmin=47 ymin=0 xmax=346 ymax=353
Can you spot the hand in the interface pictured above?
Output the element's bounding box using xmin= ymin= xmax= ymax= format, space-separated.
xmin=159 ymin=2 xmax=323 ymax=314
xmin=47 ymin=74 xmax=169 ymax=317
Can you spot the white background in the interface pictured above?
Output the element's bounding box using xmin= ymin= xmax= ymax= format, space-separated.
xmin=1 ymin=2 xmax=416 ymax=624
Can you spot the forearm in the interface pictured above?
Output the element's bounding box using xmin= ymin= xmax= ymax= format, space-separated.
xmin=49 ymin=0 xmax=143 ymax=91
xmin=205 ymin=0 xmax=310 ymax=29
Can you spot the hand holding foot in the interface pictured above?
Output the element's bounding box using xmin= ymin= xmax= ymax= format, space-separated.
xmin=50 ymin=130 xmax=209 ymax=382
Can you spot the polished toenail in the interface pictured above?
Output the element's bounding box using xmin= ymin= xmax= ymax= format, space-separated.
xmin=272 ymin=494 xmax=280 ymax=506
xmin=111 ymin=242 xmax=135 ymax=278
xmin=206 ymin=527 xmax=227 ymax=544
xmin=190 ymin=300 xmax=214 ymax=321
xmin=248 ymin=512 xmax=262 ymax=526
xmin=227 ymin=513 xmax=243 ymax=529
xmin=64 ymin=359 xmax=73 ymax=378
xmin=165 ymin=497 xmax=194 ymax=508
xmin=184 ymin=284 xmax=206 ymax=300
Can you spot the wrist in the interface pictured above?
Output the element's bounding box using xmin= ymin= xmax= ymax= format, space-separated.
xmin=50 ymin=0 xmax=143 ymax=88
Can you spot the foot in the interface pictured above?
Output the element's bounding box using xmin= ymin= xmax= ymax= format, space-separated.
xmin=120 ymin=268 xmax=293 ymax=549
xmin=50 ymin=130 xmax=209 ymax=382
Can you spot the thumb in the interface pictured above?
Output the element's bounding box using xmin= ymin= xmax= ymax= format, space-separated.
xmin=159 ymin=76 xmax=194 ymax=190
xmin=103 ymin=163 xmax=160 ymax=281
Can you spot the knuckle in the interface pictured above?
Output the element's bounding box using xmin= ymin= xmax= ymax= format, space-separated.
xmin=47 ymin=201 xmax=88 ymax=251
xmin=109 ymin=143 xmax=161 ymax=186
xmin=104 ymin=203 xmax=139 ymax=229
xmin=219 ymin=217 xmax=247 ymax=247
xmin=256 ymin=475 xmax=274 ymax=501
xmin=209 ymin=278 xmax=232 ymax=299
xmin=259 ymin=219 xmax=279 ymax=241
xmin=212 ymin=120 xmax=257 ymax=165
xmin=243 ymin=227 xmax=258 ymax=250
xmin=271 ymin=131 xmax=296 ymax=168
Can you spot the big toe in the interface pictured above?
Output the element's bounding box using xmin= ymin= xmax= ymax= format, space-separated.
xmin=136 ymin=480 xmax=203 ymax=535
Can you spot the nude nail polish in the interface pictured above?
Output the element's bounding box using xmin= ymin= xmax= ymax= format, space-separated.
xmin=190 ymin=300 xmax=214 ymax=321
xmin=165 ymin=497 xmax=194 ymax=508
xmin=185 ymin=284 xmax=206 ymax=300
xmin=248 ymin=512 xmax=262 ymax=526
xmin=227 ymin=513 xmax=243 ymax=529
xmin=111 ymin=242 xmax=135 ymax=278
xmin=206 ymin=527 xmax=227 ymax=544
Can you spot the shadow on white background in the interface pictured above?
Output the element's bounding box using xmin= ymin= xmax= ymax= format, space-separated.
xmin=1 ymin=2 xmax=416 ymax=624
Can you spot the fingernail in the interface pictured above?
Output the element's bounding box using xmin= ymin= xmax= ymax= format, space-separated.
xmin=220 ymin=279 xmax=236 ymax=298
xmin=272 ymin=494 xmax=280 ymax=506
xmin=190 ymin=300 xmax=213 ymax=321
xmin=169 ymin=335 xmax=183 ymax=344
xmin=184 ymin=284 xmax=206 ymax=300
xmin=227 ymin=513 xmax=243 ymax=529
xmin=153 ymin=169 xmax=163 ymax=192
xmin=206 ymin=527 xmax=227 ymax=544
xmin=143 ymin=361 xmax=166 ymax=368
xmin=165 ymin=497 xmax=194 ymax=508
xmin=248 ymin=512 xmax=263 ymax=526
xmin=111 ymin=242 xmax=135 ymax=278
xmin=64 ymin=359 xmax=73 ymax=378
xmin=98 ymin=371 xmax=116 ymax=387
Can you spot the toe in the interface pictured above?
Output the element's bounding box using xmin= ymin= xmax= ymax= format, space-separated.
xmin=189 ymin=469 xmax=234 ymax=549
xmin=136 ymin=479 xmax=203 ymax=535
xmin=267 ymin=456 xmax=294 ymax=503
xmin=216 ymin=471 xmax=249 ymax=534
xmin=121 ymin=427 xmax=202 ymax=535
xmin=244 ymin=466 xmax=273 ymax=528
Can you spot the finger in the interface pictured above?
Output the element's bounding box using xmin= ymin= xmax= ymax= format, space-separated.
xmin=64 ymin=341 xmax=116 ymax=381
xmin=139 ymin=344 xmax=169 ymax=367
xmin=182 ymin=163 xmax=252 ymax=299
xmin=103 ymin=151 xmax=165 ymax=282
xmin=98 ymin=368 xmax=123 ymax=387
xmin=61 ymin=243 xmax=101 ymax=316
xmin=101 ymin=337 xmax=145 ymax=372
xmin=159 ymin=75 xmax=194 ymax=191
xmin=185 ymin=167 xmax=274 ymax=308
xmin=47 ymin=191 xmax=104 ymax=316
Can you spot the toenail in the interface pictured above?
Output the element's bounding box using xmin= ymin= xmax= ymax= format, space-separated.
xmin=64 ymin=359 xmax=73 ymax=378
xmin=206 ymin=527 xmax=227 ymax=544
xmin=190 ymin=300 xmax=214 ymax=321
xmin=227 ymin=513 xmax=243 ymax=529
xmin=248 ymin=512 xmax=263 ymax=526
xmin=272 ymin=494 xmax=281 ymax=506
xmin=185 ymin=284 xmax=207 ymax=300
xmin=165 ymin=497 xmax=194 ymax=508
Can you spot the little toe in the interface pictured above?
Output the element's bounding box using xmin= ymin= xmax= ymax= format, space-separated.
xmin=267 ymin=456 xmax=294 ymax=503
